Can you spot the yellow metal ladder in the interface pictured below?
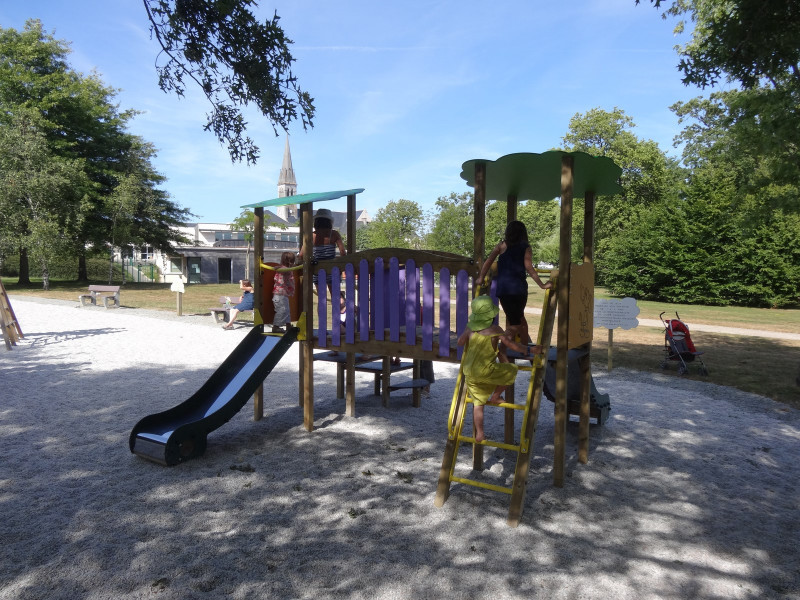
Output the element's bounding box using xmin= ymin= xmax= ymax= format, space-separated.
xmin=434 ymin=279 xmax=558 ymax=527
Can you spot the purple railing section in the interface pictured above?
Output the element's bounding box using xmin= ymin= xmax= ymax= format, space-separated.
xmin=314 ymin=257 xmax=471 ymax=359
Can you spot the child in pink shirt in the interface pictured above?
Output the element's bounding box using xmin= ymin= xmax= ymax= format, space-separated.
xmin=272 ymin=252 xmax=296 ymax=333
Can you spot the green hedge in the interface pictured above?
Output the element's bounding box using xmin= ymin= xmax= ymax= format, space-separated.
xmin=0 ymin=254 xmax=124 ymax=281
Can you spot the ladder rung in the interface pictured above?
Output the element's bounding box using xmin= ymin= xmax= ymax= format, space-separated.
xmin=458 ymin=436 xmax=520 ymax=452
xmin=465 ymin=399 xmax=526 ymax=410
xmin=450 ymin=475 xmax=513 ymax=495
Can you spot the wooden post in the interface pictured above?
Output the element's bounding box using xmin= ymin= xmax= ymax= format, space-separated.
xmin=554 ymin=154 xmax=574 ymax=487
xmin=253 ymin=206 xmax=264 ymax=421
xmin=472 ymin=161 xmax=486 ymax=471
xmin=507 ymin=281 xmax=558 ymax=526
xmin=300 ymin=203 xmax=315 ymax=431
xmin=345 ymin=193 xmax=357 ymax=415
xmin=345 ymin=354 xmax=356 ymax=416
xmin=578 ymin=190 xmax=595 ymax=463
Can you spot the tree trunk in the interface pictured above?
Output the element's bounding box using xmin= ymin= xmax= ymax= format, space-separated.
xmin=108 ymin=248 xmax=114 ymax=285
xmin=41 ymin=263 xmax=50 ymax=291
xmin=78 ymin=251 xmax=88 ymax=282
xmin=245 ymin=243 xmax=251 ymax=280
xmin=18 ymin=247 xmax=30 ymax=284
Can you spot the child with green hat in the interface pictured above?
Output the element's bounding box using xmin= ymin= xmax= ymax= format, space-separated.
xmin=457 ymin=295 xmax=543 ymax=442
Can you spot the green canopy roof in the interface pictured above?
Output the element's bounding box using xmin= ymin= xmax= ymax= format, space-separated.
xmin=460 ymin=151 xmax=622 ymax=201
xmin=241 ymin=188 xmax=365 ymax=209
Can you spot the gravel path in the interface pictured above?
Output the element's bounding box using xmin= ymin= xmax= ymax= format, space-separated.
xmin=1 ymin=297 xmax=798 ymax=600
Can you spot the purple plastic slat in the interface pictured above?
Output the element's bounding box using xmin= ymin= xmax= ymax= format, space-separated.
xmin=331 ymin=267 xmax=341 ymax=347
xmin=317 ymin=269 xmax=328 ymax=348
xmin=374 ymin=258 xmax=384 ymax=341
xmin=422 ymin=263 xmax=434 ymax=352
xmin=389 ymin=258 xmax=400 ymax=342
xmin=368 ymin=272 xmax=376 ymax=332
xmin=359 ymin=259 xmax=369 ymax=341
xmin=438 ymin=268 xmax=451 ymax=357
xmin=345 ymin=263 xmax=355 ymax=344
xmin=456 ymin=270 xmax=469 ymax=359
xmin=398 ymin=264 xmax=406 ymax=327
xmin=405 ymin=259 xmax=417 ymax=347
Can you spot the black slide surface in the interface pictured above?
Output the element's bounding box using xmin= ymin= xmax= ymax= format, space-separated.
xmin=129 ymin=325 xmax=298 ymax=466
xmin=542 ymin=347 xmax=611 ymax=424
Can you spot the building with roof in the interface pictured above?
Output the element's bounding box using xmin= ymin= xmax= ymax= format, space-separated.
xmin=149 ymin=138 xmax=369 ymax=285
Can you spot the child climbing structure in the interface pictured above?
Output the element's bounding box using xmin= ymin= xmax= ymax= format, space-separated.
xmin=242 ymin=189 xmax=478 ymax=426
xmin=434 ymin=152 xmax=622 ymax=525
xmin=240 ymin=151 xmax=621 ymax=525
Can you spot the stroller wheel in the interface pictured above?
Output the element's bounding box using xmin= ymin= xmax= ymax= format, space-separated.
xmin=699 ymin=366 xmax=709 ymax=376
xmin=678 ymin=364 xmax=688 ymax=376
xmin=660 ymin=361 xmax=669 ymax=370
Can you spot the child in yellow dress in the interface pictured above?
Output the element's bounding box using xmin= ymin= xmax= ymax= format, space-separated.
xmin=458 ymin=295 xmax=543 ymax=442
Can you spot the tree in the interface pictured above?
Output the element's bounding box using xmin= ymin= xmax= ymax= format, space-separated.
xmin=561 ymin=107 xmax=684 ymax=275
xmin=229 ymin=210 xmax=257 ymax=279
xmin=0 ymin=111 xmax=87 ymax=290
xmin=637 ymin=0 xmax=800 ymax=91
xmin=359 ymin=199 xmax=424 ymax=249
xmin=673 ymin=90 xmax=800 ymax=212
xmin=143 ymin=0 xmax=315 ymax=164
xmin=485 ymin=199 xmax=560 ymax=265
xmin=427 ymin=192 xmax=474 ymax=256
xmin=640 ymin=0 xmax=800 ymax=209
xmin=1 ymin=21 xmax=192 ymax=283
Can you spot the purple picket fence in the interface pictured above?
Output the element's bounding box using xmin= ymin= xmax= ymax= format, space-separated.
xmin=314 ymin=256 xmax=472 ymax=360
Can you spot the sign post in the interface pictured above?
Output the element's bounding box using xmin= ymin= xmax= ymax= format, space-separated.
xmin=593 ymin=297 xmax=639 ymax=370
xmin=170 ymin=279 xmax=185 ymax=316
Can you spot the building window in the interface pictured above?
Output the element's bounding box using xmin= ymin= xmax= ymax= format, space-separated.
xmin=215 ymin=232 xmax=245 ymax=241
xmin=140 ymin=246 xmax=154 ymax=260
xmin=169 ymin=258 xmax=183 ymax=273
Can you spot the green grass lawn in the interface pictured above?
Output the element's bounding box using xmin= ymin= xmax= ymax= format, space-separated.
xmin=5 ymin=277 xmax=799 ymax=409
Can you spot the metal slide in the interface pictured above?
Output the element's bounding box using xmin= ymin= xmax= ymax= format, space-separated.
xmin=129 ymin=325 xmax=298 ymax=466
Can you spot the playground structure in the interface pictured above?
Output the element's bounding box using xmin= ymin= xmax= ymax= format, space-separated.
xmin=130 ymin=326 xmax=298 ymax=465
xmin=240 ymin=151 xmax=621 ymax=524
xmin=0 ymin=277 xmax=23 ymax=351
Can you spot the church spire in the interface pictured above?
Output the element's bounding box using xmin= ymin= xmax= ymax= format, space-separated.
xmin=277 ymin=136 xmax=297 ymax=221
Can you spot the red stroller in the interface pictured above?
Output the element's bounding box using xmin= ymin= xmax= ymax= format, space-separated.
xmin=660 ymin=312 xmax=709 ymax=376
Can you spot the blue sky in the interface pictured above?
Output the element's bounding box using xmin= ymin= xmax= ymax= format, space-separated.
xmin=2 ymin=1 xmax=706 ymax=223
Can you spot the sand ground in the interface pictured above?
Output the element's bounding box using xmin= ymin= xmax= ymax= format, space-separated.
xmin=1 ymin=297 xmax=798 ymax=600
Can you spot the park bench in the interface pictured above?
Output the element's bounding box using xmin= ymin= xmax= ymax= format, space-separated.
xmin=209 ymin=296 xmax=253 ymax=324
xmin=79 ymin=285 xmax=120 ymax=308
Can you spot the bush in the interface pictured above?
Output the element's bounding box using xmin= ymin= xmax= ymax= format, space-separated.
xmin=0 ymin=255 xmax=19 ymax=277
xmin=0 ymin=253 xmax=123 ymax=281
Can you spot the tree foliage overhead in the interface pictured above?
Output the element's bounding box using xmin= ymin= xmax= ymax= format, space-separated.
xmin=143 ymin=0 xmax=315 ymax=164
xmin=637 ymin=0 xmax=800 ymax=90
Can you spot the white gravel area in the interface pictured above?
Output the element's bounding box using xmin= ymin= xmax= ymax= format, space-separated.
xmin=1 ymin=296 xmax=798 ymax=600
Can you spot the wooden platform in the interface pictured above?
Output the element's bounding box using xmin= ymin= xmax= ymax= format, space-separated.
xmin=313 ymin=351 xmax=428 ymax=407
